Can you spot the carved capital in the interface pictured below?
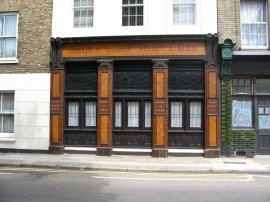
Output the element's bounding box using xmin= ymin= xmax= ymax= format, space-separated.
xmin=97 ymin=60 xmax=113 ymax=69
xmin=152 ymin=59 xmax=168 ymax=69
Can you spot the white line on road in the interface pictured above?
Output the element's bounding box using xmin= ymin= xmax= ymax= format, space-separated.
xmin=92 ymin=176 xmax=255 ymax=182
xmin=251 ymin=175 xmax=270 ymax=178
xmin=0 ymin=172 xmax=12 ymax=175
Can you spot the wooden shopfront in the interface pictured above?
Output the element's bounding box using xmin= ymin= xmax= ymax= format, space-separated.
xmin=49 ymin=35 xmax=220 ymax=157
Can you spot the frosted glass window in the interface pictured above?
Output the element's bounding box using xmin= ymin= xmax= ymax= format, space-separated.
xmin=190 ymin=102 xmax=201 ymax=128
xmin=74 ymin=0 xmax=94 ymax=28
xmin=115 ymin=102 xmax=122 ymax=127
xmin=0 ymin=13 xmax=18 ymax=59
xmin=241 ymin=0 xmax=268 ymax=47
xmin=232 ymin=100 xmax=252 ymax=127
xmin=122 ymin=0 xmax=143 ymax=26
xmin=68 ymin=102 xmax=79 ymax=126
xmin=145 ymin=102 xmax=151 ymax=128
xmin=171 ymin=102 xmax=183 ymax=127
xmin=85 ymin=102 xmax=96 ymax=126
xmin=128 ymin=102 xmax=139 ymax=127
xmin=0 ymin=92 xmax=14 ymax=134
xmin=173 ymin=0 xmax=195 ymax=25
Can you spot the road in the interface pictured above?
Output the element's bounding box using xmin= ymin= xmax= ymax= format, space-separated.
xmin=0 ymin=167 xmax=269 ymax=202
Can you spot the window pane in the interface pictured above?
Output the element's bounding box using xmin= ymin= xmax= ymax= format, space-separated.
xmin=171 ymin=102 xmax=182 ymax=127
xmin=259 ymin=115 xmax=270 ymax=129
xmin=256 ymin=79 xmax=270 ymax=94
xmin=258 ymin=107 xmax=264 ymax=114
xmin=128 ymin=102 xmax=139 ymax=127
xmin=74 ymin=0 xmax=80 ymax=7
xmin=3 ymin=114 xmax=14 ymax=133
xmin=241 ymin=0 xmax=266 ymax=23
xmin=4 ymin=38 xmax=16 ymax=58
xmin=0 ymin=15 xmax=4 ymax=36
xmin=123 ymin=0 xmax=128 ymax=4
xmin=122 ymin=16 xmax=128 ymax=26
xmin=2 ymin=93 xmax=14 ymax=112
xmin=190 ymin=102 xmax=201 ymax=128
xmin=85 ymin=102 xmax=96 ymax=126
xmin=145 ymin=102 xmax=151 ymax=128
xmin=232 ymin=100 xmax=252 ymax=127
xmin=115 ymin=102 xmax=122 ymax=127
xmin=4 ymin=15 xmax=17 ymax=36
xmin=68 ymin=102 xmax=79 ymax=126
xmin=0 ymin=115 xmax=2 ymax=132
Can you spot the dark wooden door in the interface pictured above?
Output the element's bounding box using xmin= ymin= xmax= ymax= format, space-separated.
xmin=257 ymin=99 xmax=270 ymax=154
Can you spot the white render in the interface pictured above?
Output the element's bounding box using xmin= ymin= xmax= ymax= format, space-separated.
xmin=0 ymin=74 xmax=50 ymax=150
xmin=52 ymin=0 xmax=217 ymax=38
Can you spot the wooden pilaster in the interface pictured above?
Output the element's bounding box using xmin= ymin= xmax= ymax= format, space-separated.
xmin=204 ymin=34 xmax=221 ymax=157
xmin=97 ymin=60 xmax=113 ymax=156
xmin=152 ymin=59 xmax=168 ymax=157
xmin=49 ymin=38 xmax=65 ymax=154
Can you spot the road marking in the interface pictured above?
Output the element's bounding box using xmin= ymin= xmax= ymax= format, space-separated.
xmin=91 ymin=175 xmax=255 ymax=182
xmin=251 ymin=175 xmax=270 ymax=178
xmin=0 ymin=172 xmax=12 ymax=175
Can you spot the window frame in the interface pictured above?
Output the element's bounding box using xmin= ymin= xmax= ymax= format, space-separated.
xmin=122 ymin=0 xmax=144 ymax=27
xmin=240 ymin=0 xmax=269 ymax=49
xmin=66 ymin=99 xmax=97 ymax=129
xmin=172 ymin=0 xmax=196 ymax=26
xmin=0 ymin=91 xmax=15 ymax=138
xmin=113 ymin=98 xmax=152 ymax=130
xmin=0 ymin=13 xmax=18 ymax=63
xmin=73 ymin=0 xmax=94 ymax=28
xmin=232 ymin=77 xmax=253 ymax=95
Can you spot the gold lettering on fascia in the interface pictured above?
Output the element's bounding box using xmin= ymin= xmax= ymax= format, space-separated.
xmin=70 ymin=45 xmax=200 ymax=54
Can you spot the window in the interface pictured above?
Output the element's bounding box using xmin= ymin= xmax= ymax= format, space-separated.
xmin=173 ymin=0 xmax=196 ymax=25
xmin=122 ymin=0 xmax=143 ymax=26
xmin=190 ymin=102 xmax=201 ymax=128
xmin=128 ymin=101 xmax=139 ymax=127
xmin=256 ymin=79 xmax=270 ymax=94
xmin=85 ymin=101 xmax=96 ymax=127
xmin=0 ymin=13 xmax=18 ymax=60
xmin=115 ymin=102 xmax=122 ymax=128
xmin=241 ymin=0 xmax=268 ymax=48
xmin=67 ymin=100 xmax=96 ymax=127
xmin=232 ymin=77 xmax=252 ymax=94
xmin=171 ymin=102 xmax=183 ymax=128
xmin=68 ymin=102 xmax=79 ymax=127
xmin=258 ymin=99 xmax=270 ymax=129
xmin=144 ymin=102 xmax=151 ymax=128
xmin=0 ymin=92 xmax=14 ymax=136
xmin=73 ymin=0 xmax=94 ymax=28
xmin=232 ymin=99 xmax=252 ymax=127
xmin=114 ymin=99 xmax=151 ymax=129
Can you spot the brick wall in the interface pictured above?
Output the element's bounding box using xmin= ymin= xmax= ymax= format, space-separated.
xmin=232 ymin=129 xmax=256 ymax=157
xmin=221 ymin=78 xmax=233 ymax=156
xmin=217 ymin=0 xmax=270 ymax=50
xmin=0 ymin=0 xmax=52 ymax=73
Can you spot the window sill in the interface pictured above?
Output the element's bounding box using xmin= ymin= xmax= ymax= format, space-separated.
xmin=233 ymin=50 xmax=270 ymax=56
xmin=0 ymin=59 xmax=18 ymax=64
xmin=0 ymin=137 xmax=15 ymax=142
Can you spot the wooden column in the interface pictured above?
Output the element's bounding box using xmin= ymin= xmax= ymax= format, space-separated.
xmin=204 ymin=34 xmax=221 ymax=157
xmin=49 ymin=38 xmax=64 ymax=154
xmin=152 ymin=60 xmax=168 ymax=157
xmin=97 ymin=60 xmax=113 ymax=156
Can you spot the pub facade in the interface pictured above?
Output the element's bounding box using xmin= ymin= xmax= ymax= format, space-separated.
xmin=50 ymin=0 xmax=220 ymax=157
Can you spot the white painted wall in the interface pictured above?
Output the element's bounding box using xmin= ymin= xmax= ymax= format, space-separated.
xmin=52 ymin=0 xmax=217 ymax=38
xmin=0 ymin=74 xmax=50 ymax=150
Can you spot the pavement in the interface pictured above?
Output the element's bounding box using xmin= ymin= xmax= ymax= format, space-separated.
xmin=0 ymin=152 xmax=270 ymax=174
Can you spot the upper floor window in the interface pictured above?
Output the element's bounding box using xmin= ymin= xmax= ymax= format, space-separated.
xmin=232 ymin=77 xmax=252 ymax=94
xmin=0 ymin=13 xmax=18 ymax=61
xmin=122 ymin=0 xmax=143 ymax=26
xmin=173 ymin=0 xmax=196 ymax=25
xmin=240 ymin=0 xmax=268 ymax=48
xmin=73 ymin=0 xmax=94 ymax=28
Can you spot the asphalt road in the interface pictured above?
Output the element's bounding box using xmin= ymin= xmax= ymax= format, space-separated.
xmin=0 ymin=167 xmax=270 ymax=202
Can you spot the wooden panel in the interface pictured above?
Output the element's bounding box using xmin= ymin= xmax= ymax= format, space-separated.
xmin=156 ymin=72 xmax=164 ymax=97
xmin=52 ymin=74 xmax=60 ymax=97
xmin=208 ymin=71 xmax=217 ymax=98
xmin=100 ymin=115 xmax=108 ymax=145
xmin=101 ymin=72 xmax=108 ymax=97
xmin=209 ymin=116 xmax=217 ymax=146
xmin=207 ymin=98 xmax=219 ymax=115
xmin=156 ymin=116 xmax=164 ymax=145
xmin=155 ymin=98 xmax=166 ymax=115
xmin=52 ymin=115 xmax=59 ymax=144
xmin=99 ymin=98 xmax=110 ymax=114
xmin=63 ymin=41 xmax=207 ymax=58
